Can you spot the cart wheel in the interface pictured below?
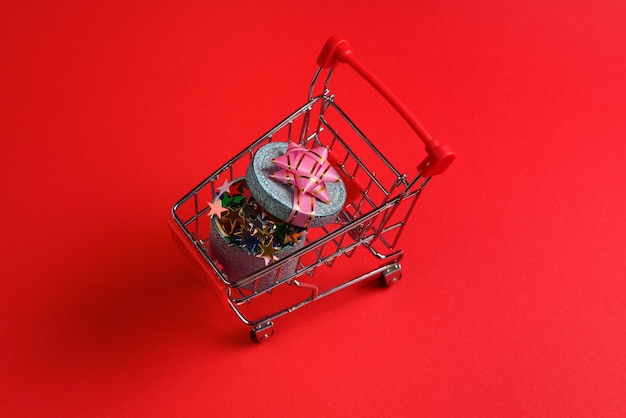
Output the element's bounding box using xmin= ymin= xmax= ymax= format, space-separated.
xmin=380 ymin=262 xmax=402 ymax=287
xmin=250 ymin=321 xmax=274 ymax=343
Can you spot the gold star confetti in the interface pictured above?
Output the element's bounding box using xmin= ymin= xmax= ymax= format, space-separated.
xmin=220 ymin=207 xmax=246 ymax=232
xmin=258 ymin=239 xmax=278 ymax=265
xmin=212 ymin=178 xmax=306 ymax=260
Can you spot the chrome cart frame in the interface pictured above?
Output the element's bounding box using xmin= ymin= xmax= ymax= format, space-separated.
xmin=170 ymin=36 xmax=455 ymax=342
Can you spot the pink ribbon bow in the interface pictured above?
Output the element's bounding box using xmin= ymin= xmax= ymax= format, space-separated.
xmin=270 ymin=142 xmax=340 ymax=228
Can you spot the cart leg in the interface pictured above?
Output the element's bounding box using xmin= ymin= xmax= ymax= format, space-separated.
xmin=380 ymin=261 xmax=402 ymax=286
xmin=250 ymin=321 xmax=274 ymax=343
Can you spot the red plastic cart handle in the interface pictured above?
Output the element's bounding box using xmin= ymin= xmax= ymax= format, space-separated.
xmin=317 ymin=35 xmax=455 ymax=176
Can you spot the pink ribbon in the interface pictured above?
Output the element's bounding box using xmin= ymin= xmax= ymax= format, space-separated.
xmin=270 ymin=142 xmax=340 ymax=228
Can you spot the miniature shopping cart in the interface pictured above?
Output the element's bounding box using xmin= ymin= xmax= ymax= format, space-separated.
xmin=169 ymin=36 xmax=455 ymax=342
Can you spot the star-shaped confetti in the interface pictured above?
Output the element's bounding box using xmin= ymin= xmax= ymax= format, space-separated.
xmin=248 ymin=215 xmax=264 ymax=233
xmin=212 ymin=178 xmax=307 ymax=260
xmin=253 ymin=225 xmax=272 ymax=241
xmin=221 ymin=193 xmax=245 ymax=207
xmin=285 ymin=230 xmax=305 ymax=244
xmin=242 ymin=201 xmax=259 ymax=218
xmin=220 ymin=207 xmax=246 ymax=232
xmin=216 ymin=179 xmax=236 ymax=197
xmin=273 ymin=223 xmax=292 ymax=244
xmin=207 ymin=201 xmax=228 ymax=218
xmin=258 ymin=239 xmax=279 ymax=265
xmin=242 ymin=233 xmax=261 ymax=254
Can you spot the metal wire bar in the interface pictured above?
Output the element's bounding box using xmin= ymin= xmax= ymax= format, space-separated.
xmin=319 ymin=117 xmax=390 ymax=196
xmin=227 ymin=260 xmax=400 ymax=326
xmin=325 ymin=101 xmax=405 ymax=183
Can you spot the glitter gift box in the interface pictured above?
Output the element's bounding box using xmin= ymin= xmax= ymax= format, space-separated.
xmin=208 ymin=178 xmax=306 ymax=290
xmin=209 ymin=142 xmax=346 ymax=291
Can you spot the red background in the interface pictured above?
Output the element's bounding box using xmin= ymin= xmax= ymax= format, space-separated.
xmin=2 ymin=0 xmax=625 ymax=416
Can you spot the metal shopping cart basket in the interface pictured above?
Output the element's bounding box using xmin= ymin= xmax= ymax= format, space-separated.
xmin=169 ymin=36 xmax=455 ymax=342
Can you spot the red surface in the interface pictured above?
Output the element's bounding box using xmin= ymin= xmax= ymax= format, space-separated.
xmin=2 ymin=0 xmax=625 ymax=416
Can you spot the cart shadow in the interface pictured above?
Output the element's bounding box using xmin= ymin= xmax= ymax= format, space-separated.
xmin=42 ymin=226 xmax=256 ymax=371
xmin=48 ymin=224 xmax=403 ymax=368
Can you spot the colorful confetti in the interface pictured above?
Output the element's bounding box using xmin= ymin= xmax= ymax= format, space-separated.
xmin=207 ymin=200 xmax=228 ymax=218
xmin=210 ymin=178 xmax=306 ymax=263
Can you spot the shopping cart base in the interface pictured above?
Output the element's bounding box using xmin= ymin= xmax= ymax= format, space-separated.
xmin=250 ymin=321 xmax=275 ymax=343
xmin=380 ymin=262 xmax=402 ymax=287
xmin=246 ymin=258 xmax=402 ymax=343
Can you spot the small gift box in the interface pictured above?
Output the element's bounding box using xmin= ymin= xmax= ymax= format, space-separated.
xmin=208 ymin=178 xmax=306 ymax=290
xmin=246 ymin=142 xmax=347 ymax=228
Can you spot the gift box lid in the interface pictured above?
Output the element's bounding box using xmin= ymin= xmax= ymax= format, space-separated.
xmin=245 ymin=142 xmax=347 ymax=228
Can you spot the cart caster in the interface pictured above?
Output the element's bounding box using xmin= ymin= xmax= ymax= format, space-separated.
xmin=380 ymin=262 xmax=402 ymax=286
xmin=250 ymin=321 xmax=274 ymax=343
